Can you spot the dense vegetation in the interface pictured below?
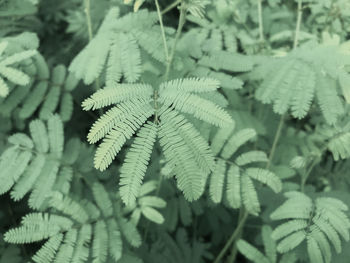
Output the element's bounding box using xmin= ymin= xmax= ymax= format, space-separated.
xmin=1 ymin=0 xmax=350 ymax=262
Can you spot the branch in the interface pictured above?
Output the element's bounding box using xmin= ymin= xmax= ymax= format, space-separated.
xmin=257 ymin=0 xmax=264 ymax=42
xmin=161 ymin=0 xmax=181 ymax=15
xmin=84 ymin=0 xmax=101 ymax=93
xmin=164 ymin=1 xmax=187 ymax=80
xmin=213 ymin=209 xmax=249 ymax=263
xmin=293 ymin=0 xmax=303 ymax=49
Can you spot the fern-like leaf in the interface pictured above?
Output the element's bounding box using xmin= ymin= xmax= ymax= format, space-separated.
xmin=119 ymin=122 xmax=158 ymax=206
xmin=316 ymin=75 xmax=344 ymax=125
xmin=159 ymin=110 xmax=209 ymax=201
xmin=236 ymin=239 xmax=270 ymax=263
xmin=253 ymin=44 xmax=350 ymax=124
xmin=245 ymin=168 xmax=282 ymax=193
xmin=160 ymin=89 xmax=232 ymax=127
xmin=198 ymin=50 xmax=254 ymax=72
xmin=0 ymin=40 xmax=36 ymax=97
xmin=92 ymin=220 xmax=108 ymax=263
xmin=82 ymin=83 xmax=153 ymax=111
xmin=32 ymin=234 xmax=63 ymax=263
xmin=159 ymin=78 xmax=220 ymax=93
xmin=242 ymin=175 xmax=260 ymax=216
xmin=221 ymin=128 xmax=256 ymax=159
xmin=271 ymin=192 xmax=350 ymax=262
xmin=4 ymin=183 xmax=140 ymax=262
xmin=277 ymin=230 xmax=306 ymax=253
xmin=87 ymin=98 xmax=152 ymax=143
xmin=118 ymin=33 xmax=141 ymax=83
xmin=209 ymin=160 xmax=226 ymax=203
xmin=69 ymin=8 xmax=119 ymax=84
xmin=94 ymin=105 xmax=153 ymax=171
xmin=208 ymin=127 xmax=280 ymax=215
xmin=226 ymin=165 xmax=241 ymax=209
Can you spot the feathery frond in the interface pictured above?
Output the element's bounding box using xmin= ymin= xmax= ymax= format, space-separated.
xmin=253 ymin=44 xmax=350 ymax=124
xmin=0 ymin=40 xmax=36 ymax=97
xmin=4 ymin=183 xmax=140 ymax=262
xmin=158 ymin=109 xmax=214 ymax=201
xmin=0 ymin=115 xmax=71 ymax=208
xmin=208 ymin=127 xmax=281 ymax=215
xmin=271 ymin=192 xmax=350 ymax=262
xmin=119 ymin=122 xmax=158 ymax=206
xmin=160 ymin=88 xmax=232 ymax=127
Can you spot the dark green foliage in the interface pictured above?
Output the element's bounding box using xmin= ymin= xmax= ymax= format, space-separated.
xmin=1 ymin=0 xmax=350 ymax=263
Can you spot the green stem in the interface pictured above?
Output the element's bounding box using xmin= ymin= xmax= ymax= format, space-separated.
xmin=84 ymin=0 xmax=100 ymax=92
xmin=161 ymin=0 xmax=181 ymax=15
xmin=164 ymin=1 xmax=186 ymax=80
xmin=300 ymin=144 xmax=327 ymax=192
xmin=270 ymin=0 xmax=306 ymax=157
xmin=266 ymin=114 xmax=285 ymax=170
xmin=213 ymin=3 xmax=304 ymax=262
xmin=144 ymin=1 xmax=186 ymax=241
xmin=153 ymin=90 xmax=159 ymax=124
xmin=227 ymin=209 xmax=246 ymax=263
xmin=293 ymin=0 xmax=303 ymax=49
xmin=301 ymin=157 xmax=320 ymax=192
xmin=257 ymin=0 xmax=264 ymax=43
xmin=213 ymin=209 xmax=249 ymax=263
xmin=84 ymin=0 xmax=93 ymax=41
xmin=154 ymin=0 xmax=169 ymax=124
xmin=155 ymin=0 xmax=169 ymax=62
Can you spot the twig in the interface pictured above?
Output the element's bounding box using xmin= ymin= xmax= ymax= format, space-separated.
xmin=153 ymin=0 xmax=169 ymax=124
xmin=265 ymin=1 xmax=304 ymax=169
xmin=227 ymin=208 xmax=247 ymax=263
xmin=144 ymin=0 xmax=187 ymax=241
xmin=257 ymin=0 xmax=264 ymax=42
xmin=84 ymin=0 xmax=93 ymax=41
xmin=161 ymin=0 xmax=181 ymax=15
xmin=300 ymin=144 xmax=328 ymax=192
xmin=293 ymin=0 xmax=303 ymax=49
xmin=164 ymin=1 xmax=187 ymax=80
xmin=266 ymin=114 xmax=285 ymax=170
xmin=155 ymin=0 xmax=169 ymax=62
xmin=84 ymin=0 xmax=101 ymax=92
xmin=213 ymin=209 xmax=249 ymax=263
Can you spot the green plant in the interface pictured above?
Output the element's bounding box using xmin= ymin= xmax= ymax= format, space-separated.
xmin=1 ymin=0 xmax=350 ymax=263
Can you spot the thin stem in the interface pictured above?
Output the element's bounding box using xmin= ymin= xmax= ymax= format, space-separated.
xmin=84 ymin=0 xmax=93 ymax=41
xmin=227 ymin=209 xmax=246 ymax=263
xmin=144 ymin=1 xmax=186 ymax=240
xmin=84 ymin=0 xmax=101 ymax=92
xmin=300 ymin=144 xmax=327 ymax=192
xmin=164 ymin=1 xmax=186 ymax=80
xmin=228 ymin=236 xmax=239 ymax=263
xmin=301 ymin=157 xmax=319 ymax=192
xmin=267 ymin=0 xmax=304 ymax=152
xmin=257 ymin=0 xmax=264 ymax=42
xmin=153 ymin=90 xmax=159 ymax=124
xmin=213 ymin=209 xmax=249 ymax=263
xmin=155 ymin=0 xmax=169 ymax=62
xmin=161 ymin=0 xmax=181 ymax=15
xmin=266 ymin=114 xmax=285 ymax=170
xmin=293 ymin=0 xmax=303 ymax=49
xmin=154 ymin=0 xmax=169 ymax=124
